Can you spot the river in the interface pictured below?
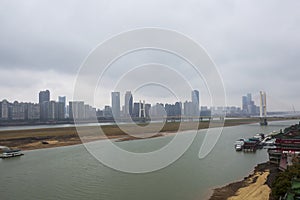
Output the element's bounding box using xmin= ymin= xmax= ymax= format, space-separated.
xmin=0 ymin=120 xmax=298 ymax=200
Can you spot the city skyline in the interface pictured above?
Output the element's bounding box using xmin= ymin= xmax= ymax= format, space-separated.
xmin=0 ymin=88 xmax=289 ymax=116
xmin=0 ymin=88 xmax=269 ymax=122
xmin=0 ymin=89 xmax=265 ymax=112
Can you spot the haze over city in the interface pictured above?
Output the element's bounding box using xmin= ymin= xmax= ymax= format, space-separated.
xmin=1 ymin=0 xmax=299 ymax=111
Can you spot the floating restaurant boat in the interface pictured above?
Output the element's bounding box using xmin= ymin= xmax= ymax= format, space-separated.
xmin=0 ymin=149 xmax=24 ymax=159
xmin=234 ymin=135 xmax=264 ymax=152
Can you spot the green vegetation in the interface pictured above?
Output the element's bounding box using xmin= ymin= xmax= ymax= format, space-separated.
xmin=271 ymin=164 xmax=300 ymax=199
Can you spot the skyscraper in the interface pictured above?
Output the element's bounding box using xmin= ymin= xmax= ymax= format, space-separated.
xmin=242 ymin=96 xmax=248 ymax=111
xmin=39 ymin=90 xmax=50 ymax=104
xmin=58 ymin=96 xmax=66 ymax=118
xmin=124 ymin=91 xmax=133 ymax=117
xmin=111 ymin=92 xmax=120 ymax=119
xmin=191 ymin=90 xmax=200 ymax=116
xmin=242 ymin=93 xmax=259 ymax=115
xmin=58 ymin=96 xmax=66 ymax=106
xmin=69 ymin=101 xmax=84 ymax=120
xmin=39 ymin=90 xmax=50 ymax=121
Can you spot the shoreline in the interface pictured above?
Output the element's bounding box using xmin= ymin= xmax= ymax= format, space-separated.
xmin=208 ymin=162 xmax=279 ymax=200
xmin=0 ymin=117 xmax=296 ymax=151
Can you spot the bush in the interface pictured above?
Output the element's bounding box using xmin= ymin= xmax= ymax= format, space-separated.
xmin=271 ymin=164 xmax=300 ymax=199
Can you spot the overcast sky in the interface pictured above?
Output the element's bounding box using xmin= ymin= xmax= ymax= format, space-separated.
xmin=0 ymin=0 xmax=299 ymax=111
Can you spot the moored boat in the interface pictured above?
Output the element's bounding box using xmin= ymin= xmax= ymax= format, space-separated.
xmin=0 ymin=149 xmax=24 ymax=159
xmin=235 ymin=144 xmax=243 ymax=151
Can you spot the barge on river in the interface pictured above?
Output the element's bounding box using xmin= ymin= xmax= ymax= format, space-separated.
xmin=0 ymin=149 xmax=24 ymax=159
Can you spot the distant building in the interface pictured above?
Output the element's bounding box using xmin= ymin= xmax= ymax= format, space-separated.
xmin=200 ymin=106 xmax=211 ymax=117
xmin=133 ymin=102 xmax=140 ymax=118
xmin=39 ymin=90 xmax=50 ymax=121
xmin=165 ymin=102 xmax=181 ymax=117
xmin=131 ymin=101 xmax=151 ymax=118
xmin=183 ymin=101 xmax=193 ymax=116
xmin=149 ymin=103 xmax=165 ymax=118
xmin=39 ymin=90 xmax=50 ymax=104
xmin=145 ymin=103 xmax=151 ymax=118
xmin=124 ymin=91 xmax=133 ymax=118
xmin=242 ymin=93 xmax=259 ymax=116
xmin=47 ymin=101 xmax=56 ymax=120
xmin=26 ymin=103 xmax=40 ymax=120
xmin=104 ymin=106 xmax=112 ymax=118
xmin=0 ymin=100 xmax=10 ymax=120
xmin=11 ymin=101 xmax=26 ymax=120
xmin=58 ymin=96 xmax=66 ymax=118
xmin=69 ymin=101 xmax=84 ymax=120
xmin=84 ymin=104 xmax=96 ymax=119
xmin=191 ymin=90 xmax=200 ymax=116
xmin=10 ymin=101 xmax=41 ymax=121
xmin=111 ymin=92 xmax=120 ymax=119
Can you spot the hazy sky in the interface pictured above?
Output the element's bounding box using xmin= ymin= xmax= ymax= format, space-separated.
xmin=0 ymin=0 xmax=299 ymax=111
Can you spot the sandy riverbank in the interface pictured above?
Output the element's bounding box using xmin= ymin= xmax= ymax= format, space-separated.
xmin=0 ymin=117 xmax=293 ymax=151
xmin=209 ymin=162 xmax=279 ymax=200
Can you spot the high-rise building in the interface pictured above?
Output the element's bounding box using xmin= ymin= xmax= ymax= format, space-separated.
xmin=164 ymin=102 xmax=182 ymax=117
xmin=69 ymin=101 xmax=85 ymax=120
xmin=111 ymin=92 xmax=120 ymax=119
xmin=39 ymin=90 xmax=50 ymax=104
xmin=27 ymin=103 xmax=40 ymax=120
xmin=58 ymin=96 xmax=66 ymax=107
xmin=56 ymin=102 xmax=65 ymax=120
xmin=242 ymin=96 xmax=248 ymax=111
xmin=124 ymin=91 xmax=133 ymax=117
xmin=39 ymin=90 xmax=50 ymax=121
xmin=184 ymin=101 xmax=193 ymax=116
xmin=83 ymin=104 xmax=96 ymax=119
xmin=242 ymin=93 xmax=259 ymax=116
xmin=11 ymin=101 xmax=26 ymax=120
xmin=133 ymin=102 xmax=140 ymax=118
xmin=0 ymin=99 xmax=10 ymax=120
xmin=47 ymin=101 xmax=56 ymax=120
xmin=104 ymin=106 xmax=112 ymax=118
xmin=145 ymin=103 xmax=151 ymax=118
xmin=191 ymin=90 xmax=200 ymax=116
xmin=149 ymin=103 xmax=165 ymax=118
xmin=58 ymin=96 xmax=66 ymax=118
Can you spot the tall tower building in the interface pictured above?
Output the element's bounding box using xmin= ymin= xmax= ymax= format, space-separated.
xmin=124 ymin=91 xmax=133 ymax=117
xmin=242 ymin=96 xmax=248 ymax=111
xmin=69 ymin=101 xmax=84 ymax=120
xmin=39 ymin=90 xmax=50 ymax=121
xmin=111 ymin=92 xmax=120 ymax=119
xmin=58 ymin=96 xmax=66 ymax=118
xmin=58 ymin=96 xmax=66 ymax=106
xmin=191 ymin=90 xmax=200 ymax=116
xmin=39 ymin=90 xmax=50 ymax=104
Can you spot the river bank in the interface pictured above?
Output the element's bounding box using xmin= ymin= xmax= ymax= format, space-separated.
xmin=209 ymin=162 xmax=279 ymax=200
xmin=0 ymin=117 xmax=292 ymax=151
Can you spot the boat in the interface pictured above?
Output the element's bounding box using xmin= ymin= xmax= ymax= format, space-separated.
xmin=234 ymin=138 xmax=245 ymax=146
xmin=0 ymin=149 xmax=24 ymax=159
xmin=235 ymin=144 xmax=243 ymax=151
xmin=234 ymin=139 xmax=245 ymax=151
xmin=253 ymin=133 xmax=265 ymax=141
xmin=262 ymin=138 xmax=276 ymax=149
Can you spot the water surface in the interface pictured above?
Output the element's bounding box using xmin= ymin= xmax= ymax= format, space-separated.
xmin=0 ymin=120 xmax=297 ymax=200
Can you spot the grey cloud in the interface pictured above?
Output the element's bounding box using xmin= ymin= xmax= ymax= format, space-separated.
xmin=0 ymin=0 xmax=299 ymax=110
